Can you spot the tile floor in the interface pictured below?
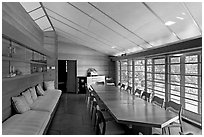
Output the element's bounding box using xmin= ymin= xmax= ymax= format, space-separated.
xmin=47 ymin=93 xmax=202 ymax=135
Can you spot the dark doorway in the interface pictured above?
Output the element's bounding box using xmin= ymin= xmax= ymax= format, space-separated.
xmin=58 ymin=60 xmax=77 ymax=93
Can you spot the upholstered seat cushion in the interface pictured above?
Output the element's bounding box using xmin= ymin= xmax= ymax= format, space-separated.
xmin=2 ymin=110 xmax=50 ymax=135
xmin=30 ymin=90 xmax=61 ymax=112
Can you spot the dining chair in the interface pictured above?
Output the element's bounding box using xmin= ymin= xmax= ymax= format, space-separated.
xmin=92 ymin=101 xmax=114 ymax=130
xmin=165 ymin=101 xmax=183 ymax=135
xmin=134 ymin=88 xmax=142 ymax=97
xmin=126 ymin=86 xmax=132 ymax=94
xmin=141 ymin=92 xmax=151 ymax=102
xmin=95 ymin=109 xmax=125 ymax=135
xmin=120 ymin=84 xmax=126 ymax=90
xmin=151 ymin=95 xmax=164 ymax=108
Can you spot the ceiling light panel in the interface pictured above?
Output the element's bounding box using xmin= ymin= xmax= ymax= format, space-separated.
xmin=146 ymin=2 xmax=201 ymax=40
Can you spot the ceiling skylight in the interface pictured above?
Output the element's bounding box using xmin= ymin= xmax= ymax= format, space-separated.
xmin=20 ymin=2 xmax=53 ymax=31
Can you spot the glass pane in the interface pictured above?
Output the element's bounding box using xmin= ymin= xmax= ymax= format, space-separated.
xmin=147 ymin=59 xmax=152 ymax=64
xmin=185 ymin=87 xmax=198 ymax=95
xmin=170 ymin=90 xmax=180 ymax=96
xmin=155 ymin=82 xmax=165 ymax=88
xmin=147 ymin=81 xmax=153 ymax=88
xmin=185 ymin=76 xmax=198 ymax=87
xmin=154 ymin=85 xmax=165 ymax=92
xmin=147 ymin=73 xmax=152 ymax=80
xmin=135 ymin=60 xmax=145 ymax=65
xmin=170 ymin=64 xmax=180 ymax=74
xmin=170 ymin=95 xmax=180 ymax=104
xmin=170 ymin=85 xmax=180 ymax=92
xmin=170 ymin=75 xmax=180 ymax=84
xmin=171 ymin=95 xmax=180 ymax=101
xmin=185 ymin=93 xmax=198 ymax=101
xmin=185 ymin=99 xmax=198 ymax=113
xmin=170 ymin=57 xmax=180 ymax=63
xmin=155 ymin=74 xmax=165 ymax=80
xmin=155 ymin=65 xmax=165 ymax=73
xmin=154 ymin=91 xmax=165 ymax=96
xmin=147 ymin=66 xmax=152 ymax=72
xmin=185 ymin=55 xmax=198 ymax=63
xmin=185 ymin=64 xmax=198 ymax=74
xmin=154 ymin=58 xmax=165 ymax=64
xmin=135 ymin=66 xmax=145 ymax=71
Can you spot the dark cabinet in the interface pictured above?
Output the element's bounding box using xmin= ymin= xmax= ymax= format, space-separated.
xmin=77 ymin=76 xmax=87 ymax=94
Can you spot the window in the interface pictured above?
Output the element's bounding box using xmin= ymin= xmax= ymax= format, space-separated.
xmin=134 ymin=59 xmax=145 ymax=90
xmin=168 ymin=56 xmax=181 ymax=104
xmin=184 ymin=54 xmax=201 ymax=114
xmin=121 ymin=60 xmax=128 ymax=86
xmin=168 ymin=53 xmax=202 ymax=115
xmin=117 ymin=61 xmax=121 ymax=84
xmin=153 ymin=58 xmax=166 ymax=100
xmin=128 ymin=60 xmax=133 ymax=87
xmin=117 ymin=50 xmax=201 ymax=123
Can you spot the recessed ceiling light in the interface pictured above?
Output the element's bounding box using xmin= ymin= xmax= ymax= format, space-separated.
xmin=165 ymin=21 xmax=176 ymax=26
xmin=111 ymin=46 xmax=116 ymax=49
xmin=176 ymin=16 xmax=184 ymax=20
xmin=182 ymin=12 xmax=186 ymax=15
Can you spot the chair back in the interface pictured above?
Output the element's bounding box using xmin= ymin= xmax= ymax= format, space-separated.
xmin=134 ymin=89 xmax=142 ymax=97
xmin=96 ymin=110 xmax=106 ymax=135
xmin=141 ymin=92 xmax=151 ymax=102
xmin=165 ymin=101 xmax=182 ymax=116
xmin=126 ymin=86 xmax=132 ymax=93
xmin=120 ymin=84 xmax=125 ymax=90
xmin=151 ymin=96 xmax=164 ymax=108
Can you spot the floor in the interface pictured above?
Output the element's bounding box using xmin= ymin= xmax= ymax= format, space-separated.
xmin=47 ymin=93 xmax=95 ymax=135
xmin=47 ymin=93 xmax=202 ymax=135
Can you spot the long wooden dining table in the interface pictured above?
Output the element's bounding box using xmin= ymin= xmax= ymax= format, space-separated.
xmin=91 ymin=84 xmax=179 ymax=135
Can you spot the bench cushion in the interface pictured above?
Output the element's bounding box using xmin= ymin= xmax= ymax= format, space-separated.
xmin=30 ymin=90 xmax=61 ymax=112
xmin=2 ymin=110 xmax=50 ymax=135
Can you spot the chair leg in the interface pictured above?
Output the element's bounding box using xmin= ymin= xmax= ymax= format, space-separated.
xmin=168 ymin=127 xmax=171 ymax=135
xmin=162 ymin=128 xmax=166 ymax=135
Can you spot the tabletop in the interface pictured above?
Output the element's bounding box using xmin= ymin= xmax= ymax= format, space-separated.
xmin=91 ymin=84 xmax=179 ymax=129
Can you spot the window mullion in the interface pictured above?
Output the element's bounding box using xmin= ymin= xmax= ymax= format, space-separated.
xmin=180 ymin=55 xmax=185 ymax=108
xmin=132 ymin=60 xmax=135 ymax=93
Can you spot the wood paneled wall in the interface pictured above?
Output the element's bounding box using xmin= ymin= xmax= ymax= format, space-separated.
xmin=2 ymin=74 xmax=43 ymax=122
xmin=58 ymin=40 xmax=115 ymax=80
xmin=2 ymin=3 xmax=46 ymax=54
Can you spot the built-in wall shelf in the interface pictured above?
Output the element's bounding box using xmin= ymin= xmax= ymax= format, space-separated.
xmin=2 ymin=34 xmax=52 ymax=79
xmin=2 ymin=72 xmax=45 ymax=82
